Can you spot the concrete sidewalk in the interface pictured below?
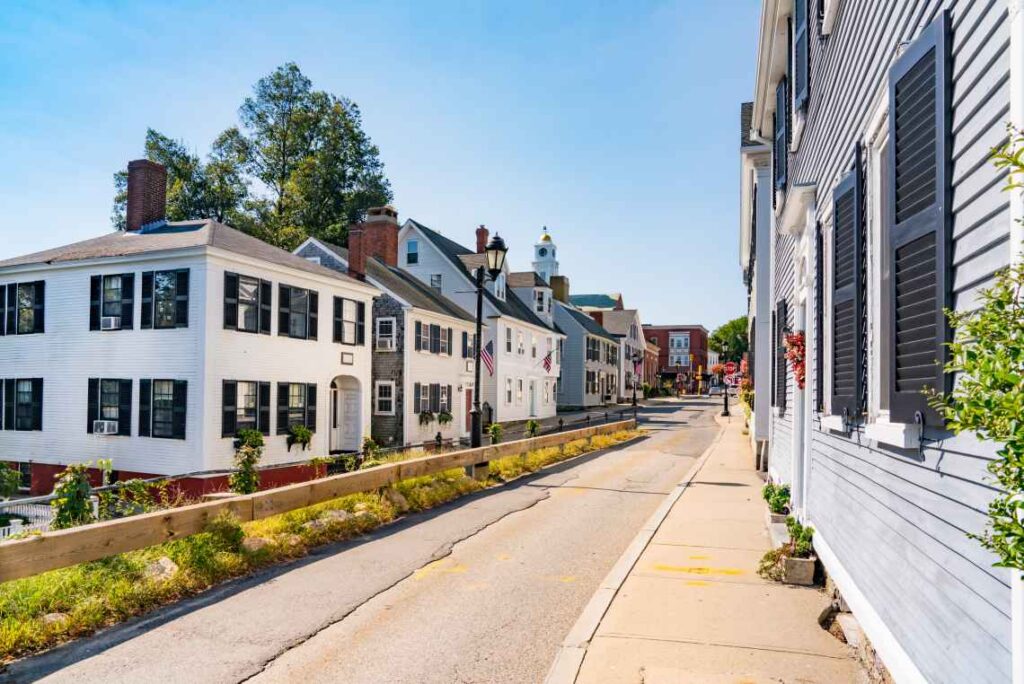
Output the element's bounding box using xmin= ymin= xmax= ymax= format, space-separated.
xmin=548 ymin=413 xmax=863 ymax=683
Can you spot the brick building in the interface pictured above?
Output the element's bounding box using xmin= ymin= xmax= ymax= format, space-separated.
xmin=642 ymin=325 xmax=709 ymax=388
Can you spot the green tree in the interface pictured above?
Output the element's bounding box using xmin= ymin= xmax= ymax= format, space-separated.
xmin=112 ymin=63 xmax=391 ymax=250
xmin=709 ymin=316 xmax=749 ymax=362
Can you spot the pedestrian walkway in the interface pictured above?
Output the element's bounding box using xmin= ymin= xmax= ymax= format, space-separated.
xmin=548 ymin=412 xmax=864 ymax=683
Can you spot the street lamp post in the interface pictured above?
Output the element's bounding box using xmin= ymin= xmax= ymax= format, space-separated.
xmin=720 ymin=342 xmax=731 ymax=417
xmin=631 ymin=351 xmax=642 ymax=424
xmin=470 ymin=234 xmax=508 ymax=449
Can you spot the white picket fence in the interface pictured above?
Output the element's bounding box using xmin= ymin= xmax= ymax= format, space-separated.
xmin=0 ymin=496 xmax=54 ymax=540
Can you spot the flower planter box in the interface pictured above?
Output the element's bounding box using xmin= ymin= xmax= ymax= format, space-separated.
xmin=782 ymin=555 xmax=817 ymax=586
xmin=765 ymin=510 xmax=788 ymax=526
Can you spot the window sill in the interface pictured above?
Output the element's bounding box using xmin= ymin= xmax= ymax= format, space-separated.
xmin=820 ymin=415 xmax=847 ymax=433
xmin=864 ymin=420 xmax=921 ymax=449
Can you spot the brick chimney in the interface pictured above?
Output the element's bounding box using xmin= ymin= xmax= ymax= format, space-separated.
xmin=550 ymin=275 xmax=570 ymax=303
xmin=476 ymin=225 xmax=489 ymax=253
xmin=348 ymin=205 xmax=399 ymax=280
xmin=126 ymin=159 xmax=167 ymax=231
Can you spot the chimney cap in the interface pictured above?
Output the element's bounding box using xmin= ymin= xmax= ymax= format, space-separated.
xmin=366 ymin=205 xmax=398 ymax=222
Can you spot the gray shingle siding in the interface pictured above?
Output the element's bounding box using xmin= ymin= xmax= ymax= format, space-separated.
xmin=371 ymin=295 xmax=405 ymax=446
xmin=766 ymin=1 xmax=1012 ymax=681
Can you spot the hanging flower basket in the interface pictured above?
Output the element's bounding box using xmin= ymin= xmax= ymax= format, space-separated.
xmin=784 ymin=331 xmax=806 ymax=390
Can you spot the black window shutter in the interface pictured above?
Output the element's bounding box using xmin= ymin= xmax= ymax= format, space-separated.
xmin=29 ymin=378 xmax=43 ymax=430
xmin=415 ymin=321 xmax=422 ymax=351
xmin=32 ymin=282 xmax=44 ymax=333
xmin=139 ymin=379 xmax=151 ymax=437
xmin=462 ymin=331 xmax=468 ymax=358
xmin=430 ymin=324 xmax=440 ymax=354
xmin=90 ymin=275 xmax=102 ymax=331
xmin=2 ymin=379 xmax=12 ymax=430
xmin=305 ymin=383 xmax=317 ymax=431
xmin=888 ymin=11 xmax=950 ymax=425
xmin=172 ymin=380 xmax=187 ymax=439
xmin=774 ymin=79 xmax=788 ymax=190
xmin=222 ymin=380 xmax=237 ymax=437
xmin=775 ymin=301 xmax=788 ymax=412
xmin=258 ymin=381 xmax=271 ymax=435
xmin=87 ymin=378 xmax=99 ymax=433
xmin=430 ymin=383 xmax=440 ymax=413
xmin=141 ymin=272 xmax=153 ymax=329
xmin=174 ymin=270 xmax=189 ymax=328
xmin=831 ymin=148 xmax=864 ymax=419
xmin=447 ymin=328 xmax=453 ymax=356
xmin=413 ymin=382 xmax=421 ymax=413
xmin=4 ymin=284 xmax=14 ymax=335
xmin=279 ymin=285 xmax=291 ymax=337
xmin=308 ymin=291 xmax=318 ymax=340
xmin=794 ymin=0 xmax=809 ymax=110
xmin=333 ymin=296 xmax=342 ymax=342
xmin=815 ymin=222 xmax=825 ymax=412
xmin=120 ymin=274 xmax=134 ymax=329
xmin=277 ymin=382 xmax=290 ymax=433
xmin=446 ymin=385 xmax=453 ymax=412
xmin=259 ymin=280 xmax=272 ymax=335
xmin=356 ymin=301 xmax=366 ymax=345
xmin=224 ymin=272 xmax=239 ymax=330
xmin=118 ymin=379 xmax=132 ymax=436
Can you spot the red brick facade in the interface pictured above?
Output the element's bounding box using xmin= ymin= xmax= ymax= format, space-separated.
xmin=642 ymin=325 xmax=709 ymax=384
xmin=126 ymin=159 xmax=167 ymax=231
xmin=348 ymin=206 xmax=399 ymax=279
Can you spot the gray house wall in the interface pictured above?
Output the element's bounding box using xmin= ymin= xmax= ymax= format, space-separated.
xmin=554 ymin=305 xmax=585 ymax=407
xmin=370 ymin=295 xmax=405 ymax=446
xmin=766 ymin=1 xmax=1012 ymax=682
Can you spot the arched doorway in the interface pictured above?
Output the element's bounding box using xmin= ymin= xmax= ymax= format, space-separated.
xmin=330 ymin=376 xmax=361 ymax=452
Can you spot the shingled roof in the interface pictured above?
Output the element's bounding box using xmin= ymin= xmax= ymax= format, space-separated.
xmin=741 ymin=101 xmax=761 ymax=148
xmin=559 ymin=303 xmax=619 ymax=343
xmin=569 ymin=293 xmax=621 ymax=310
xmin=0 ymin=220 xmax=365 ymax=285
xmin=508 ymin=271 xmax=547 ymax=288
xmin=407 ymin=219 xmax=561 ymax=334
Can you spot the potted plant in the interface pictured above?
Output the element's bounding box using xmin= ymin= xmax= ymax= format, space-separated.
xmin=487 ymin=422 xmax=503 ymax=444
xmin=437 ymin=410 xmax=453 ymax=427
xmin=525 ymin=419 xmax=540 ymax=438
xmin=762 ymin=482 xmax=790 ymax=524
xmin=758 ymin=516 xmax=816 ymax=585
xmin=287 ymin=424 xmax=313 ymax=452
xmin=784 ymin=330 xmax=806 ymax=389
xmin=418 ymin=410 xmax=435 ymax=427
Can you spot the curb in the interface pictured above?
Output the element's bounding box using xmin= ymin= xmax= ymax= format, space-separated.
xmin=543 ymin=419 xmax=728 ymax=684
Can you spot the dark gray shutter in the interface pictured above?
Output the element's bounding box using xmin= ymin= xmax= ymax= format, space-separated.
xmin=258 ymin=382 xmax=271 ymax=435
xmin=430 ymin=383 xmax=440 ymax=413
xmin=139 ymin=379 xmax=151 ymax=437
xmin=32 ymin=282 xmax=44 ymax=333
xmin=279 ymin=285 xmax=292 ymax=337
xmin=775 ymin=300 xmax=788 ymax=412
xmin=447 ymin=328 xmax=453 ymax=356
xmin=415 ymin=321 xmax=423 ymax=351
xmin=308 ymin=291 xmax=318 ymax=340
xmin=793 ymin=0 xmax=809 ymax=110
xmin=887 ymin=11 xmax=950 ymax=425
xmin=141 ymin=272 xmax=153 ymax=329
xmin=430 ymin=324 xmax=440 ymax=354
xmin=120 ymin=274 xmax=134 ymax=329
xmin=87 ymin=378 xmax=99 ymax=433
xmin=90 ymin=275 xmax=102 ymax=330
xmin=333 ymin=296 xmax=342 ymax=342
xmin=814 ymin=222 xmax=824 ymax=412
xmin=462 ymin=331 xmax=469 ymax=358
xmin=172 ymin=380 xmax=187 ymax=439
xmin=259 ymin=280 xmax=272 ymax=335
xmin=356 ymin=301 xmax=366 ymax=345
xmin=277 ymin=382 xmax=289 ymax=433
xmin=446 ymin=385 xmax=453 ymax=412
xmin=305 ymin=383 xmax=317 ymax=431
xmin=224 ymin=272 xmax=239 ymax=329
xmin=222 ymin=380 xmax=237 ymax=437
xmin=413 ymin=382 xmax=421 ymax=413
xmin=30 ymin=378 xmax=42 ymax=430
xmin=174 ymin=270 xmax=189 ymax=328
xmin=831 ymin=148 xmax=864 ymax=419
xmin=2 ymin=379 xmax=12 ymax=430
xmin=118 ymin=379 xmax=132 ymax=436
xmin=774 ymin=79 xmax=788 ymax=190
xmin=4 ymin=284 xmax=14 ymax=335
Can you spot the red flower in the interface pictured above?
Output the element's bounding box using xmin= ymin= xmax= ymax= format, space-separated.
xmin=784 ymin=331 xmax=807 ymax=390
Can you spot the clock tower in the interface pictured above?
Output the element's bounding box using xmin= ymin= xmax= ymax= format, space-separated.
xmin=532 ymin=226 xmax=559 ymax=284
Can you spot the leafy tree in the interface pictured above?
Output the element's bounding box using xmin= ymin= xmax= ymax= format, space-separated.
xmin=0 ymin=465 xmax=20 ymax=500
xmin=709 ymin=316 xmax=749 ymax=362
xmin=112 ymin=63 xmax=392 ymax=250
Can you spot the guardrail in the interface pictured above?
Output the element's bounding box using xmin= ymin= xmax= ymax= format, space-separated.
xmin=0 ymin=419 xmax=635 ymax=584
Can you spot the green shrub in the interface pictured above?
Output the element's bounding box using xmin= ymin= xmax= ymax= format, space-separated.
xmin=757 ymin=516 xmax=815 ymax=581
xmin=437 ymin=410 xmax=453 ymax=426
xmin=50 ymin=464 xmax=95 ymax=530
xmin=0 ymin=466 xmax=20 ymax=500
xmin=761 ymin=482 xmax=790 ymax=514
xmin=487 ymin=423 xmax=503 ymax=444
xmin=229 ymin=429 xmax=265 ymax=494
xmin=418 ymin=410 xmax=435 ymax=426
xmin=525 ymin=419 xmax=540 ymax=437
xmin=288 ymin=424 xmax=312 ymax=451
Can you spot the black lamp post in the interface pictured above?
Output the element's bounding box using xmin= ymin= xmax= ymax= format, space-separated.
xmin=630 ymin=350 xmax=642 ymax=424
xmin=720 ymin=342 xmax=731 ymax=417
xmin=471 ymin=234 xmax=508 ymax=448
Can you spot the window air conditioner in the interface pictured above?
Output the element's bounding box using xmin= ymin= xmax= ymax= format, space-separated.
xmin=100 ymin=316 xmax=121 ymax=330
xmin=93 ymin=420 xmax=119 ymax=435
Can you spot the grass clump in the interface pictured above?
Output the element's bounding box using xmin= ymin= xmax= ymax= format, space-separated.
xmin=489 ymin=429 xmax=640 ymax=482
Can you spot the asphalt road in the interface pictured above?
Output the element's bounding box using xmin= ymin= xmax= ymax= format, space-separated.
xmin=4 ymin=399 xmax=719 ymax=684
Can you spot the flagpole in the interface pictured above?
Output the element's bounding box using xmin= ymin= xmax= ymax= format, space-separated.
xmin=471 ymin=265 xmax=485 ymax=449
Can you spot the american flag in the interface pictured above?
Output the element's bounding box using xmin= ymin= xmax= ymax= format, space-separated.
xmin=480 ymin=340 xmax=495 ymax=376
xmin=542 ymin=351 xmax=553 ymax=372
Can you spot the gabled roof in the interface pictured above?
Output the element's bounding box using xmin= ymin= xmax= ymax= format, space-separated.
xmin=407 ymin=219 xmax=561 ymax=334
xmin=741 ymin=101 xmax=761 ymax=148
xmin=558 ymin=302 xmax=619 ymax=343
xmin=0 ymin=220 xmax=366 ymax=286
xmin=569 ymin=293 xmax=621 ymax=310
xmin=304 ymin=241 xmax=474 ymax=323
xmin=597 ymin=309 xmax=642 ymax=336
xmin=508 ymin=271 xmax=547 ymax=288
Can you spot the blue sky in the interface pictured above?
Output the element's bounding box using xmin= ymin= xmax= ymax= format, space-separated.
xmin=0 ymin=1 xmax=759 ymax=330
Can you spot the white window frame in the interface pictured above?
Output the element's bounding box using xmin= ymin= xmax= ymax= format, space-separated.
xmin=505 ymin=377 xmax=513 ymax=405
xmin=494 ymin=273 xmax=506 ymax=300
xmin=406 ymin=239 xmax=419 ymax=265
xmin=430 ymin=274 xmax=443 ymax=292
xmin=375 ymin=317 xmax=396 ymax=351
xmin=517 ymin=331 xmax=525 ymax=356
xmin=516 ymin=378 xmax=524 ymax=405
xmin=506 ymin=326 xmax=513 ymax=354
xmin=374 ymin=380 xmax=395 ymax=415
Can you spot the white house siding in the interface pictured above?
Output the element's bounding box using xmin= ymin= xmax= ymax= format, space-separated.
xmin=0 ymin=251 xmax=208 ymax=476
xmin=494 ymin=319 xmax=560 ymax=421
xmin=761 ymin=0 xmax=1013 ymax=681
xmin=201 ymin=250 xmax=377 ymax=471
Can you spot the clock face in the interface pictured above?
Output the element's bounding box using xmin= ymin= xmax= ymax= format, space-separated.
xmin=538 ymin=247 xmax=548 ymax=257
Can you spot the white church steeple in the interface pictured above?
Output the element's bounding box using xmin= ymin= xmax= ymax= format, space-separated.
xmin=532 ymin=226 xmax=558 ymax=284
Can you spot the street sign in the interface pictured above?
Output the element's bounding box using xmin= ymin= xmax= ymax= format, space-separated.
xmin=724 ymin=373 xmax=741 ymax=387
xmin=724 ymin=361 xmax=738 ymax=375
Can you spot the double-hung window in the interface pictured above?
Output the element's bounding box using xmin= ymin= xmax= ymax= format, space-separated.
xmin=139 ymin=379 xmax=187 ymax=439
xmin=89 ymin=274 xmax=134 ymax=330
xmin=375 ymin=381 xmax=395 ymax=415
xmin=279 ymin=285 xmax=318 ymax=340
xmin=516 ymin=379 xmax=523 ymax=404
xmin=277 ymin=382 xmax=317 ymax=433
xmin=430 ymin=274 xmax=443 ymax=293
xmin=505 ymin=378 xmax=513 ymax=404
xmin=517 ymin=331 xmax=524 ymax=356
xmin=505 ymin=327 xmax=513 ymax=353
xmin=224 ymin=273 xmax=272 ymax=334
xmin=221 ymin=380 xmax=270 ymax=437
xmin=406 ymin=240 xmax=419 ymax=265
xmin=376 ymin=317 xmax=396 ymax=350
xmin=3 ymin=282 xmax=45 ymax=335
xmin=333 ymin=297 xmax=365 ymax=345
xmin=87 ymin=378 xmax=132 ymax=436
xmin=141 ymin=270 xmax=189 ymax=329
xmin=535 ymin=290 xmax=545 ymax=313
xmin=3 ymin=378 xmax=43 ymax=431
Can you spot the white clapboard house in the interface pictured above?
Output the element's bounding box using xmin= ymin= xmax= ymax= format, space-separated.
xmin=0 ymin=160 xmax=378 ymax=495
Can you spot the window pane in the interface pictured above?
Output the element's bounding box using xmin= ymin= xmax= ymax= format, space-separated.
xmin=238 ymin=277 xmax=259 ymax=332
xmin=407 ymin=240 xmax=419 ymax=264
xmin=154 ymin=272 xmax=177 ymax=328
xmin=290 ymin=289 xmax=308 ymax=338
xmin=100 ymin=379 xmax=120 ymax=420
xmin=16 ymin=380 xmax=33 ymax=429
xmin=102 ymin=275 xmax=122 ymax=318
xmin=237 ymin=381 xmax=257 ymax=429
xmin=152 ymin=380 xmax=175 ymax=437
xmin=288 ymin=384 xmax=306 ymax=426
xmin=17 ymin=284 xmax=35 ymax=333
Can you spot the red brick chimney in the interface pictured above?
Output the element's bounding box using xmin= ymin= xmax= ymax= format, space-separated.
xmin=476 ymin=225 xmax=489 ymax=253
xmin=126 ymin=159 xmax=167 ymax=231
xmin=348 ymin=206 xmax=399 ymax=280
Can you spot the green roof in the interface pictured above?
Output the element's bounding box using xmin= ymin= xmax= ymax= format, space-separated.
xmin=569 ymin=294 xmax=619 ymax=309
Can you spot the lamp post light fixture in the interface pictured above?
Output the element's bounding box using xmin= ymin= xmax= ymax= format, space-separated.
xmin=470 ymin=233 xmax=508 ymax=450
xmin=631 ymin=351 xmax=643 ymax=423
xmin=720 ymin=342 xmax=731 ymax=417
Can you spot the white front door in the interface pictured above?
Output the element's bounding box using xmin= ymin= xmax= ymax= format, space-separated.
xmin=331 ymin=382 xmax=361 ymax=452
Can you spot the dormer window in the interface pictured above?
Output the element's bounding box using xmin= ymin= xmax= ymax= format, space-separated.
xmin=406 ymin=240 xmax=419 ymax=265
xmin=494 ymin=274 xmax=506 ymax=300
xmin=535 ymin=290 xmax=545 ymax=313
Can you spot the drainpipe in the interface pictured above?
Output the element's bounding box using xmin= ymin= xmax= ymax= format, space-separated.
xmin=1009 ymin=3 xmax=1023 ymax=682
